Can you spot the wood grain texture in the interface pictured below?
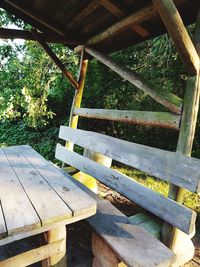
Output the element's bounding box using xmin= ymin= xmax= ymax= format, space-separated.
xmin=59 ymin=127 xmax=200 ymax=193
xmin=56 ymin=144 xmax=196 ymax=234
xmin=84 ymin=47 xmax=182 ymax=114
xmin=16 ymin=145 xmax=96 ymax=218
xmin=0 ymin=148 xmax=41 ymax=235
xmin=0 ymin=238 xmax=65 ymax=267
xmin=153 ymin=0 xmax=199 ymax=75
xmin=73 ymin=108 xmax=180 ymax=129
xmin=88 ymin=201 xmax=175 ymax=267
xmin=4 ymin=147 xmax=73 ymax=226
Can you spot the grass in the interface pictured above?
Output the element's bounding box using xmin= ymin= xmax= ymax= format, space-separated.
xmin=113 ymin=166 xmax=200 ymax=214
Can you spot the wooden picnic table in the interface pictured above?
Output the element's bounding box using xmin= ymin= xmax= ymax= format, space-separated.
xmin=0 ymin=145 xmax=96 ymax=266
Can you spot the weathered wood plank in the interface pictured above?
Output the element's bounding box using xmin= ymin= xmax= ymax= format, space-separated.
xmin=16 ymin=145 xmax=96 ymax=218
xmin=59 ymin=172 xmax=175 ymax=267
xmin=0 ymin=238 xmax=65 ymax=267
xmin=55 ymin=144 xmax=196 ymax=234
xmin=59 ymin=127 xmax=200 ymax=193
xmin=0 ymin=148 xmax=41 ymax=235
xmin=73 ymin=108 xmax=180 ymax=129
xmin=153 ymin=0 xmax=199 ymax=75
xmin=83 ymin=47 xmax=182 ymax=114
xmin=4 ymin=147 xmax=73 ymax=226
xmin=89 ymin=201 xmax=175 ymax=267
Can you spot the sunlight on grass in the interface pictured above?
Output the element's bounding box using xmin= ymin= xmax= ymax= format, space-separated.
xmin=113 ymin=166 xmax=200 ymax=214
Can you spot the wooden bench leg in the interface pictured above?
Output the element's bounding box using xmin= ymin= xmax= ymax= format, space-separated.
xmin=92 ymin=232 xmax=126 ymax=267
xmin=42 ymin=226 xmax=67 ymax=267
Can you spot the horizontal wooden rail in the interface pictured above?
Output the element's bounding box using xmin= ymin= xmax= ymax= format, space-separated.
xmin=81 ymin=47 xmax=182 ymax=114
xmin=0 ymin=28 xmax=76 ymax=46
xmin=73 ymin=108 xmax=181 ymax=129
xmin=153 ymin=0 xmax=199 ymax=75
xmin=0 ymin=238 xmax=65 ymax=267
xmin=59 ymin=127 xmax=200 ymax=193
xmin=56 ymin=144 xmax=196 ymax=235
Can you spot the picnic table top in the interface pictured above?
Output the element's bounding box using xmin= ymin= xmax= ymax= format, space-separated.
xmin=0 ymin=145 xmax=96 ymax=246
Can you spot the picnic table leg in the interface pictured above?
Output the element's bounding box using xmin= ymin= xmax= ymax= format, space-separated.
xmin=42 ymin=226 xmax=67 ymax=267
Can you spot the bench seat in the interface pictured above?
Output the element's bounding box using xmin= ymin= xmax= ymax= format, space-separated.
xmin=63 ymin=171 xmax=175 ymax=267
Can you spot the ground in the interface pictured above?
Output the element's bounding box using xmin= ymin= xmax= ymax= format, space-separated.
xmin=0 ymin=183 xmax=199 ymax=266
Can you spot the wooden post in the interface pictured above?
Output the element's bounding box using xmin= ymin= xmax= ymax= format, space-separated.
xmin=161 ymin=5 xmax=200 ymax=265
xmin=151 ymin=0 xmax=199 ymax=75
xmin=42 ymin=226 xmax=67 ymax=267
xmin=66 ymin=48 xmax=88 ymax=151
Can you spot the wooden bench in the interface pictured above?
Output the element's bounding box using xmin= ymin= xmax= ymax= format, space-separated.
xmin=56 ymin=126 xmax=200 ymax=267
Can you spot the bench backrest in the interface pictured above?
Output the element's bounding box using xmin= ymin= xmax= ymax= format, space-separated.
xmin=56 ymin=126 xmax=200 ymax=235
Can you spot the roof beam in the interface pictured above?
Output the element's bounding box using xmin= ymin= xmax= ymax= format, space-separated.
xmin=0 ymin=28 xmax=77 ymax=46
xmin=82 ymin=46 xmax=183 ymax=114
xmin=77 ymin=4 xmax=156 ymax=49
xmin=75 ymin=0 xmax=187 ymax=51
xmin=68 ymin=1 xmax=100 ymax=29
xmin=32 ymin=30 xmax=79 ymax=90
xmin=153 ymin=0 xmax=199 ymax=75
xmin=97 ymin=0 xmax=149 ymax=37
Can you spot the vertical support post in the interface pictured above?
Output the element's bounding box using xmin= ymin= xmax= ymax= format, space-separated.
xmin=162 ymin=6 xmax=200 ymax=259
xmin=66 ymin=48 xmax=88 ymax=151
xmin=42 ymin=226 xmax=67 ymax=267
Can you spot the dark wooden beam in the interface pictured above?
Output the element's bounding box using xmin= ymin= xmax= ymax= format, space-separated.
xmin=68 ymin=1 xmax=100 ymax=29
xmin=153 ymin=0 xmax=199 ymax=75
xmin=97 ymin=0 xmax=149 ymax=37
xmin=82 ymin=46 xmax=182 ymax=114
xmin=75 ymin=0 xmax=187 ymax=52
xmin=32 ymin=30 xmax=79 ymax=90
xmin=0 ymin=28 xmax=78 ymax=46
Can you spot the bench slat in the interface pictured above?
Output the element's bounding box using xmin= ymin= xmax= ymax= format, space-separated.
xmin=4 ymin=147 xmax=73 ymax=226
xmin=56 ymin=144 xmax=196 ymax=235
xmin=0 ymin=148 xmax=41 ymax=235
xmin=63 ymin=174 xmax=175 ymax=267
xmin=17 ymin=145 xmax=96 ymax=218
xmin=59 ymin=126 xmax=200 ymax=193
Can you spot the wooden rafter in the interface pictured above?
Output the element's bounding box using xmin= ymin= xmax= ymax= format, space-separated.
xmin=75 ymin=0 xmax=187 ymax=52
xmin=97 ymin=0 xmax=149 ymax=37
xmin=68 ymin=1 xmax=100 ymax=29
xmin=32 ymin=30 xmax=79 ymax=90
xmin=153 ymin=0 xmax=199 ymax=75
xmin=81 ymin=46 xmax=182 ymax=114
xmin=0 ymin=28 xmax=77 ymax=46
